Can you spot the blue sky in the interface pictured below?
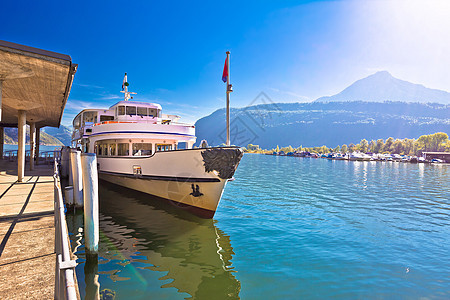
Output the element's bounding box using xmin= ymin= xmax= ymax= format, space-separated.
xmin=3 ymin=0 xmax=450 ymax=126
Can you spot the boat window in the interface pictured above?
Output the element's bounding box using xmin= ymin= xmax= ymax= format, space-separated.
xmin=118 ymin=106 xmax=125 ymax=115
xmin=83 ymin=111 xmax=97 ymax=124
xmin=148 ymin=109 xmax=156 ymax=117
xmin=102 ymin=144 xmax=108 ymax=156
xmin=96 ymin=143 xmax=108 ymax=156
xmin=100 ymin=115 xmax=114 ymax=122
xmin=73 ymin=115 xmax=81 ymax=128
xmin=156 ymin=144 xmax=172 ymax=152
xmin=117 ymin=143 xmax=129 ymax=156
xmin=132 ymin=143 xmax=152 ymax=156
xmin=126 ymin=106 xmax=136 ymax=116
xmin=177 ymin=142 xmax=187 ymax=150
xmin=109 ymin=143 xmax=117 ymax=156
xmin=137 ymin=107 xmax=147 ymax=116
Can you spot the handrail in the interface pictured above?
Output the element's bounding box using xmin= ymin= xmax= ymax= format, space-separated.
xmin=53 ymin=160 xmax=78 ymax=300
xmin=92 ymin=120 xmax=194 ymax=126
xmin=3 ymin=150 xmax=18 ymax=161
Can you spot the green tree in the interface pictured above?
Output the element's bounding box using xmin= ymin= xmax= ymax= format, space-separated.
xmin=359 ymin=139 xmax=369 ymax=153
xmin=430 ymin=132 xmax=449 ymax=151
xmin=369 ymin=140 xmax=376 ymax=153
xmin=333 ymin=145 xmax=340 ymax=153
xmin=341 ymin=144 xmax=348 ymax=153
xmin=375 ymin=139 xmax=384 ymax=153
xmin=246 ymin=144 xmax=260 ymax=151
xmin=445 ymin=140 xmax=450 ymax=151
xmin=402 ymin=138 xmax=415 ymax=155
xmin=391 ymin=139 xmax=403 ymax=154
xmin=383 ymin=137 xmax=394 ymax=153
xmin=348 ymin=143 xmax=356 ymax=152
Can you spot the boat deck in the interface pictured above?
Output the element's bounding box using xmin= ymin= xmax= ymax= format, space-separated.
xmin=0 ymin=160 xmax=55 ymax=299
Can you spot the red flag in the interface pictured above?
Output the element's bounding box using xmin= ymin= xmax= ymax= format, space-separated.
xmin=222 ymin=57 xmax=228 ymax=83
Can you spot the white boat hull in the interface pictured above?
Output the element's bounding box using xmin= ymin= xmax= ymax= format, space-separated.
xmin=96 ymin=148 xmax=243 ymax=218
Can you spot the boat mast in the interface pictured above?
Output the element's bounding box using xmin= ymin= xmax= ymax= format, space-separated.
xmin=120 ymin=72 xmax=137 ymax=101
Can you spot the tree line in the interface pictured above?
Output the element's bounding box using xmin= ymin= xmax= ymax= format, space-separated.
xmin=244 ymin=132 xmax=450 ymax=155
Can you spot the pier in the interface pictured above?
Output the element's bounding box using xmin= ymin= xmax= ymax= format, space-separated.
xmin=0 ymin=40 xmax=79 ymax=299
xmin=0 ymin=160 xmax=56 ymax=299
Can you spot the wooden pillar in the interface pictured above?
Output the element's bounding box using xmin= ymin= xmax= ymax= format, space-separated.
xmin=30 ymin=122 xmax=35 ymax=170
xmin=17 ymin=110 xmax=26 ymax=182
xmin=35 ymin=128 xmax=40 ymax=165
xmin=0 ymin=127 xmax=4 ymax=159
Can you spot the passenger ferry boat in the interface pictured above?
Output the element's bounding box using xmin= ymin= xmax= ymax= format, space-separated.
xmin=71 ymin=75 xmax=243 ymax=218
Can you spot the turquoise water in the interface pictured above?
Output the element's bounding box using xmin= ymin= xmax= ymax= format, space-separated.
xmin=68 ymin=154 xmax=450 ymax=299
xmin=3 ymin=144 xmax=62 ymax=152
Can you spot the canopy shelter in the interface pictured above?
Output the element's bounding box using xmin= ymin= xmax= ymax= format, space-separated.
xmin=0 ymin=40 xmax=77 ymax=181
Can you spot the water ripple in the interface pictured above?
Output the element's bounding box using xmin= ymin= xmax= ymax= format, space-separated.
xmin=218 ymin=154 xmax=450 ymax=299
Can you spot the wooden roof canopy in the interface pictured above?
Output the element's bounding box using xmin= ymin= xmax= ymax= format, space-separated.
xmin=0 ymin=40 xmax=77 ymax=128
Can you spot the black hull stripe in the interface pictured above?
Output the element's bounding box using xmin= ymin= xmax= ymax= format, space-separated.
xmin=99 ymin=170 xmax=221 ymax=182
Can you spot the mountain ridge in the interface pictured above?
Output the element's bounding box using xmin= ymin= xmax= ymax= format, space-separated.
xmin=195 ymin=101 xmax=450 ymax=148
xmin=315 ymin=71 xmax=450 ymax=104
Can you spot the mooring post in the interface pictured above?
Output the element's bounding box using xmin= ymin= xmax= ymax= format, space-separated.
xmin=81 ymin=153 xmax=99 ymax=257
xmin=68 ymin=149 xmax=73 ymax=186
xmin=61 ymin=147 xmax=69 ymax=178
xmin=70 ymin=149 xmax=83 ymax=208
xmin=64 ymin=186 xmax=74 ymax=207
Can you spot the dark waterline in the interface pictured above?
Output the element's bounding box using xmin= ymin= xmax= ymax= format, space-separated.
xmin=68 ymin=154 xmax=450 ymax=299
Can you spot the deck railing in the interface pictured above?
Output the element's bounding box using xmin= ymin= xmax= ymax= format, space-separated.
xmin=3 ymin=149 xmax=17 ymax=161
xmin=43 ymin=150 xmax=62 ymax=164
xmin=1 ymin=149 xmax=62 ymax=164
xmin=53 ymin=160 xmax=79 ymax=300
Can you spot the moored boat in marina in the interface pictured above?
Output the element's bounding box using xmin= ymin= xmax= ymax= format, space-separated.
xmin=71 ymin=75 xmax=243 ymax=218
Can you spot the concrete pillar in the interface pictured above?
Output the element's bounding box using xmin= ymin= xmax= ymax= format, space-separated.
xmin=81 ymin=153 xmax=99 ymax=255
xmin=35 ymin=128 xmax=40 ymax=164
xmin=0 ymin=127 xmax=4 ymax=159
xmin=29 ymin=122 xmax=35 ymax=171
xmin=70 ymin=149 xmax=83 ymax=208
xmin=17 ymin=110 xmax=26 ymax=182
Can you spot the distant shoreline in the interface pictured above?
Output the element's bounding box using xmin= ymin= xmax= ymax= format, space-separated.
xmin=4 ymin=143 xmax=63 ymax=146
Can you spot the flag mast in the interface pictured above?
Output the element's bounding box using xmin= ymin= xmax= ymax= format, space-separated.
xmin=226 ymin=51 xmax=232 ymax=146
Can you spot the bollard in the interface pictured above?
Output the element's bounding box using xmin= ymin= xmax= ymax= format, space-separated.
xmin=64 ymin=186 xmax=74 ymax=207
xmin=70 ymin=149 xmax=83 ymax=208
xmin=81 ymin=153 xmax=99 ymax=256
xmin=60 ymin=147 xmax=69 ymax=178
xmin=68 ymin=149 xmax=73 ymax=186
xmin=64 ymin=147 xmax=71 ymax=178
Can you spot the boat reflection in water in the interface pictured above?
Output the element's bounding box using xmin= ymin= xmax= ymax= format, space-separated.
xmin=67 ymin=181 xmax=241 ymax=299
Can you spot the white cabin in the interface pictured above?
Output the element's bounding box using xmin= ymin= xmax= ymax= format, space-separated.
xmin=72 ymin=100 xmax=196 ymax=156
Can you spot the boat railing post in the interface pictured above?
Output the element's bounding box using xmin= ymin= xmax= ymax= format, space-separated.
xmin=81 ymin=153 xmax=99 ymax=258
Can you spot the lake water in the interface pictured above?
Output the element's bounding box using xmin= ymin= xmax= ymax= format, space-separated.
xmin=67 ymin=154 xmax=450 ymax=299
xmin=3 ymin=144 xmax=62 ymax=152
